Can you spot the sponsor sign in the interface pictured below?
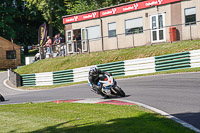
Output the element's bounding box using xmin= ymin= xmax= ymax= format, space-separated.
xmin=63 ymin=11 xmax=99 ymax=24
xmin=63 ymin=0 xmax=181 ymax=24
xmin=38 ymin=23 xmax=47 ymax=46
xmin=100 ymin=0 xmax=181 ymax=17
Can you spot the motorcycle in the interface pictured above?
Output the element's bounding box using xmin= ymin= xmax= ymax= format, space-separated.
xmin=88 ymin=74 xmax=126 ymax=98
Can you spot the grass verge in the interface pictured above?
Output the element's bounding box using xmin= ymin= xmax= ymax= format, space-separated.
xmin=0 ymin=102 xmax=195 ymax=133
xmin=15 ymin=39 xmax=200 ymax=74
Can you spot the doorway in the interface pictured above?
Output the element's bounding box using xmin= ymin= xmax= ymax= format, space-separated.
xmin=66 ymin=28 xmax=88 ymax=54
xmin=150 ymin=13 xmax=166 ymax=43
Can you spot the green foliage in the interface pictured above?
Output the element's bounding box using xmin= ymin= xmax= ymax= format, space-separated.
xmin=0 ymin=0 xmax=140 ymax=52
xmin=0 ymin=1 xmax=16 ymax=39
xmin=0 ymin=0 xmax=44 ymax=50
xmin=64 ymin=0 xmax=136 ymax=14
xmin=66 ymin=0 xmax=99 ymax=14
xmin=24 ymin=0 xmax=67 ymax=36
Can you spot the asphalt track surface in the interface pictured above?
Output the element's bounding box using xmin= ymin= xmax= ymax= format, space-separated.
xmin=0 ymin=71 xmax=200 ymax=130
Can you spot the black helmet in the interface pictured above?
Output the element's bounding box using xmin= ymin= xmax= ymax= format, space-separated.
xmin=90 ymin=67 xmax=98 ymax=76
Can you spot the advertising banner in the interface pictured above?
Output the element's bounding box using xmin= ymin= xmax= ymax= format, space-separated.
xmin=38 ymin=23 xmax=47 ymax=46
xmin=63 ymin=11 xmax=99 ymax=24
xmin=100 ymin=0 xmax=181 ymax=17
xmin=63 ymin=0 xmax=181 ymax=24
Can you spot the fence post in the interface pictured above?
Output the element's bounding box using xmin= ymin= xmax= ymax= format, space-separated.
xmin=116 ymin=35 xmax=119 ymax=50
xmin=132 ymin=33 xmax=135 ymax=48
xmin=102 ymin=36 xmax=104 ymax=52
xmin=66 ymin=42 xmax=68 ymax=56
xmin=75 ymin=41 xmax=78 ymax=54
xmin=190 ymin=22 xmax=192 ymax=41
xmin=169 ymin=26 xmax=172 ymax=43
xmin=150 ymin=29 xmax=152 ymax=46
xmin=87 ymin=39 xmax=90 ymax=54
xmin=64 ymin=43 xmax=67 ymax=57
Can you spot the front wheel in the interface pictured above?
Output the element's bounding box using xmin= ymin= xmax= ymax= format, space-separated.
xmin=113 ymin=86 xmax=125 ymax=97
xmin=0 ymin=94 xmax=5 ymax=101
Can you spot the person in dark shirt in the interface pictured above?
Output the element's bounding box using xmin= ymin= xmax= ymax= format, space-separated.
xmin=88 ymin=67 xmax=110 ymax=94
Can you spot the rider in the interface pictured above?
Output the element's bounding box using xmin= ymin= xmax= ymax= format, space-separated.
xmin=88 ymin=67 xmax=111 ymax=94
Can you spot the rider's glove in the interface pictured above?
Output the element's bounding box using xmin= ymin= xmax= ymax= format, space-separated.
xmin=105 ymin=72 xmax=112 ymax=76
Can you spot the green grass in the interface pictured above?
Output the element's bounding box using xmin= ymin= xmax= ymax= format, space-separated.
xmin=0 ymin=102 xmax=195 ymax=133
xmin=15 ymin=39 xmax=200 ymax=74
xmin=18 ymin=81 xmax=88 ymax=90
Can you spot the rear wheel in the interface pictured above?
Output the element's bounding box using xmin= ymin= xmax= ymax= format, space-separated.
xmin=113 ymin=86 xmax=125 ymax=97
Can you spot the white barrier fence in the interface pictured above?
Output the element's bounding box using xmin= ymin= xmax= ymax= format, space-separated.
xmin=124 ymin=57 xmax=156 ymax=76
xmin=190 ymin=49 xmax=200 ymax=68
xmin=21 ymin=49 xmax=200 ymax=86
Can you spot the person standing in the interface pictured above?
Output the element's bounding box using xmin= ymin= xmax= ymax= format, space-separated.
xmin=45 ymin=36 xmax=52 ymax=57
xmin=72 ymin=34 xmax=81 ymax=53
xmin=53 ymin=35 xmax=61 ymax=56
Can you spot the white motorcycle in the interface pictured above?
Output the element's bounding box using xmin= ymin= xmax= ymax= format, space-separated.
xmin=89 ymin=74 xmax=125 ymax=98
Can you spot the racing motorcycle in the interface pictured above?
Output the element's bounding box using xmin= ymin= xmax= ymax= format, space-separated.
xmin=88 ymin=74 xmax=125 ymax=98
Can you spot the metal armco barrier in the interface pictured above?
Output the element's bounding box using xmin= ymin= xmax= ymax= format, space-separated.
xmin=190 ymin=49 xmax=200 ymax=68
xmin=53 ymin=70 xmax=73 ymax=85
xmin=73 ymin=66 xmax=96 ymax=83
xmin=124 ymin=57 xmax=155 ymax=76
xmin=19 ymin=49 xmax=200 ymax=86
xmin=36 ymin=72 xmax=53 ymax=86
xmin=97 ymin=61 xmax=125 ymax=77
xmin=155 ymin=51 xmax=191 ymax=72
xmin=21 ymin=74 xmax=36 ymax=86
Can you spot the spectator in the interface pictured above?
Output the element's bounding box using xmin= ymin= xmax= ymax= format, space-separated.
xmin=53 ymin=35 xmax=61 ymax=56
xmin=72 ymin=34 xmax=78 ymax=43
xmin=72 ymin=34 xmax=82 ymax=53
xmin=45 ymin=36 xmax=52 ymax=57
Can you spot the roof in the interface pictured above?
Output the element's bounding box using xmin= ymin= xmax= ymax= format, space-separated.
xmin=0 ymin=36 xmax=20 ymax=48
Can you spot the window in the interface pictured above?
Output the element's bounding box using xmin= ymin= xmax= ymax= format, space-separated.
xmin=185 ymin=7 xmax=196 ymax=25
xmin=6 ymin=50 xmax=16 ymax=59
xmin=108 ymin=22 xmax=116 ymax=37
xmin=86 ymin=25 xmax=101 ymax=40
xmin=125 ymin=17 xmax=143 ymax=35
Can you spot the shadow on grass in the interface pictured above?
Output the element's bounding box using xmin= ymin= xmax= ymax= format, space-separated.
xmin=30 ymin=113 xmax=194 ymax=133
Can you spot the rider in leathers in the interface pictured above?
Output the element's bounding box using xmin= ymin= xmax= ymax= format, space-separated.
xmin=88 ymin=67 xmax=110 ymax=95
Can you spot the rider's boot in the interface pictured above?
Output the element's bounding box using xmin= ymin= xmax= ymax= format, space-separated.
xmin=91 ymin=86 xmax=101 ymax=94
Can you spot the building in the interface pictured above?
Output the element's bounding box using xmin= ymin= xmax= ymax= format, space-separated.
xmin=63 ymin=0 xmax=199 ymax=54
xmin=0 ymin=36 xmax=21 ymax=69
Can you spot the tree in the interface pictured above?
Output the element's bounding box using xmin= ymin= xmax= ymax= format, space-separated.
xmin=0 ymin=0 xmax=138 ymax=51
xmin=64 ymin=0 xmax=138 ymax=15
xmin=24 ymin=0 xmax=67 ymax=38
xmin=0 ymin=0 xmax=45 ymax=54
xmin=0 ymin=0 xmax=17 ymax=40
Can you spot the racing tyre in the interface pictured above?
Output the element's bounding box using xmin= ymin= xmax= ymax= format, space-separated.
xmin=114 ymin=86 xmax=125 ymax=97
xmin=0 ymin=94 xmax=5 ymax=102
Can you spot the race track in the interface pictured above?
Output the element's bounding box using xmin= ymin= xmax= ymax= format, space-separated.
xmin=0 ymin=71 xmax=200 ymax=130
